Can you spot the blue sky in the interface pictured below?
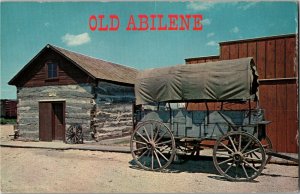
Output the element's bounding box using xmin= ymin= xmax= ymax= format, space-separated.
xmin=1 ymin=1 xmax=298 ymax=99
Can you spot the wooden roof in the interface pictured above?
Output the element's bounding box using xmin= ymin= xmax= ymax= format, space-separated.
xmin=9 ymin=44 xmax=138 ymax=85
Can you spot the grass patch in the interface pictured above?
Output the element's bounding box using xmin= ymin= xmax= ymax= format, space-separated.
xmin=0 ymin=118 xmax=17 ymax=125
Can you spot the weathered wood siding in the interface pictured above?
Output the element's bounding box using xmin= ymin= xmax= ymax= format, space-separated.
xmin=16 ymin=84 xmax=95 ymax=140
xmin=92 ymin=81 xmax=135 ymax=141
xmin=14 ymin=49 xmax=94 ymax=87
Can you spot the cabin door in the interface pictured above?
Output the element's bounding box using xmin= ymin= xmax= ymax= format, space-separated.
xmin=39 ymin=101 xmax=65 ymax=141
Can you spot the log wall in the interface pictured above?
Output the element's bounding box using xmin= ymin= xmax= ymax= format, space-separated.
xmin=92 ymin=81 xmax=135 ymax=141
xmin=16 ymin=84 xmax=95 ymax=140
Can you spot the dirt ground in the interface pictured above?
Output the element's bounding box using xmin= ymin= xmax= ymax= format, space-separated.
xmin=0 ymin=125 xmax=299 ymax=193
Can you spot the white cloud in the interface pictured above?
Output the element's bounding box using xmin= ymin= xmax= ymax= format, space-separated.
xmin=206 ymin=41 xmax=218 ymax=46
xmin=238 ymin=2 xmax=257 ymax=10
xmin=187 ymin=2 xmax=215 ymax=11
xmin=231 ymin=27 xmax=240 ymax=33
xmin=202 ymin=19 xmax=211 ymax=25
xmin=207 ymin=32 xmax=215 ymax=38
xmin=61 ymin=32 xmax=91 ymax=46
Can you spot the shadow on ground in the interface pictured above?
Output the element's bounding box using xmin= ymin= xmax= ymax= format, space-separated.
xmin=128 ymin=155 xmax=296 ymax=182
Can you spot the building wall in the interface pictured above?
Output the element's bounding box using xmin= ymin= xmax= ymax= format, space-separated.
xmin=185 ymin=34 xmax=298 ymax=153
xmin=92 ymin=81 xmax=135 ymax=141
xmin=16 ymin=84 xmax=94 ymax=140
xmin=1 ymin=100 xmax=17 ymax=118
xmin=220 ymin=35 xmax=298 ymax=153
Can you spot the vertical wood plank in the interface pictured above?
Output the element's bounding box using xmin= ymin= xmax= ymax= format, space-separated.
xmin=248 ymin=42 xmax=257 ymax=64
xmin=276 ymin=83 xmax=287 ymax=152
xmin=285 ymin=37 xmax=296 ymax=77
xmin=221 ymin=45 xmax=230 ymax=60
xmin=275 ymin=39 xmax=285 ymax=78
xmin=229 ymin=44 xmax=239 ymax=59
xmin=286 ymin=82 xmax=298 ymax=153
xmin=266 ymin=40 xmax=276 ymax=79
xmin=238 ymin=43 xmax=248 ymax=58
xmin=257 ymin=41 xmax=266 ymax=79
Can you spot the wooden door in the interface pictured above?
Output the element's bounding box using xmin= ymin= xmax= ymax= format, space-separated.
xmin=52 ymin=103 xmax=65 ymax=141
xmin=39 ymin=101 xmax=65 ymax=141
xmin=39 ymin=102 xmax=52 ymax=141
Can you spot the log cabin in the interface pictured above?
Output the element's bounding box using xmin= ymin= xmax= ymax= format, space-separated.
xmin=9 ymin=44 xmax=138 ymax=142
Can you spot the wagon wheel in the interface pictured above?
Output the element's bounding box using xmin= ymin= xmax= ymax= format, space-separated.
xmin=213 ymin=131 xmax=266 ymax=181
xmin=260 ymin=135 xmax=273 ymax=164
xmin=66 ymin=124 xmax=83 ymax=144
xmin=130 ymin=120 xmax=176 ymax=171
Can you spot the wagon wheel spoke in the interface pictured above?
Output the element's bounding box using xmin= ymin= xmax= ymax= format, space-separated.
xmin=220 ymin=142 xmax=234 ymax=154
xmin=243 ymin=147 xmax=261 ymax=156
xmin=133 ymin=146 xmax=148 ymax=153
xmin=136 ymin=131 xmax=150 ymax=143
xmin=150 ymin=124 xmax=154 ymax=140
xmin=153 ymin=126 xmax=160 ymax=142
xmin=156 ymin=140 xmax=172 ymax=146
xmin=155 ymin=148 xmax=169 ymax=162
xmin=238 ymin=134 xmax=242 ymax=151
xmin=213 ymin=131 xmax=266 ymax=181
xmin=132 ymin=139 xmax=147 ymax=146
xmin=243 ymin=160 xmax=259 ymax=172
xmin=218 ymin=157 xmax=234 ymax=165
xmin=252 ymin=151 xmax=261 ymax=159
xmin=241 ymin=139 xmax=253 ymax=153
xmin=155 ymin=130 xmax=168 ymax=144
xmin=153 ymin=150 xmax=162 ymax=168
xmin=136 ymin=149 xmax=149 ymax=161
xmin=228 ymin=135 xmax=238 ymax=152
xmin=143 ymin=126 xmax=151 ymax=142
xmin=151 ymin=150 xmax=154 ymax=169
xmin=241 ymin=164 xmax=249 ymax=179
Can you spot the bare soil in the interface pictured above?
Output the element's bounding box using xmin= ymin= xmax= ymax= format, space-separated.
xmin=0 ymin=125 xmax=299 ymax=193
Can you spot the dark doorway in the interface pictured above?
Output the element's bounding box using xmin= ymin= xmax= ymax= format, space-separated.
xmin=39 ymin=101 xmax=65 ymax=141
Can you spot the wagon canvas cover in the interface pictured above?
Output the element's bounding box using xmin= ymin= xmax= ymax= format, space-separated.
xmin=135 ymin=57 xmax=259 ymax=105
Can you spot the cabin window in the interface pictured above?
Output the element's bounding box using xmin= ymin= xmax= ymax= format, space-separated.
xmin=47 ymin=62 xmax=58 ymax=79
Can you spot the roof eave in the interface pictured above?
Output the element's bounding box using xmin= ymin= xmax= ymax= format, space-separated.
xmin=8 ymin=45 xmax=50 ymax=86
xmin=48 ymin=45 xmax=97 ymax=80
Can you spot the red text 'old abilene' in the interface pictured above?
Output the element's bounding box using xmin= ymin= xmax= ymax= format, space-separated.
xmin=89 ymin=14 xmax=203 ymax=31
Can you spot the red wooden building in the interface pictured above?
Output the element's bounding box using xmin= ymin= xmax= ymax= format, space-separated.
xmin=0 ymin=99 xmax=17 ymax=118
xmin=185 ymin=34 xmax=298 ymax=153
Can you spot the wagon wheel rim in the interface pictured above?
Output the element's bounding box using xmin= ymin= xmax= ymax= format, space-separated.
xmin=260 ymin=135 xmax=273 ymax=164
xmin=130 ymin=120 xmax=176 ymax=171
xmin=213 ymin=131 xmax=266 ymax=181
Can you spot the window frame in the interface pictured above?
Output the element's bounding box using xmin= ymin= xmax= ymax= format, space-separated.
xmin=45 ymin=61 xmax=59 ymax=80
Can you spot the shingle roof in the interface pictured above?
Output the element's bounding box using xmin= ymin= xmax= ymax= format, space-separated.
xmin=50 ymin=44 xmax=138 ymax=85
xmin=9 ymin=44 xmax=138 ymax=85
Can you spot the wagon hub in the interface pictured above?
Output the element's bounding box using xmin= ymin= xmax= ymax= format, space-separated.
xmin=148 ymin=140 xmax=156 ymax=149
xmin=233 ymin=152 xmax=244 ymax=163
